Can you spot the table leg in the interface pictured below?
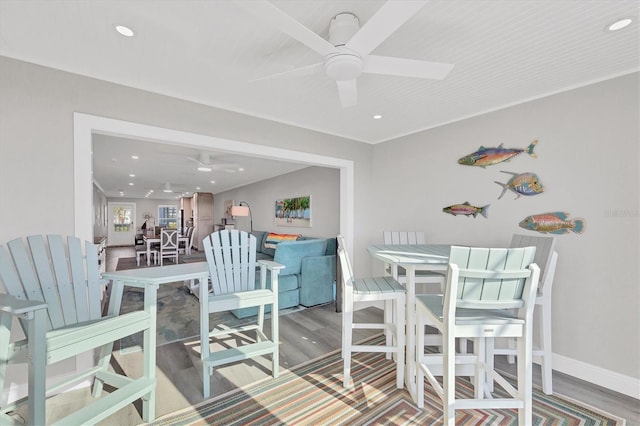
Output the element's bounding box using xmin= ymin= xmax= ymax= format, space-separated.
xmin=405 ymin=265 xmax=417 ymax=400
xmin=146 ymin=241 xmax=151 ymax=266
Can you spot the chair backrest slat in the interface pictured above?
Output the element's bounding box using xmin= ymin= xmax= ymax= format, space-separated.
xmin=449 ymin=246 xmax=537 ymax=310
xmin=510 ymin=234 xmax=557 ymax=294
xmin=383 ymin=231 xmax=426 ymax=245
xmin=83 ymin=238 xmax=102 ymax=319
xmin=204 ymin=230 xmax=257 ymax=295
xmin=21 ymin=236 xmax=66 ymax=329
xmin=41 ymin=235 xmax=78 ymax=325
xmin=67 ymin=236 xmax=91 ymax=322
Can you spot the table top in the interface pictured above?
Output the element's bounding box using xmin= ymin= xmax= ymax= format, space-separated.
xmin=102 ymin=262 xmax=208 ymax=284
xmin=367 ymin=244 xmax=451 ymax=265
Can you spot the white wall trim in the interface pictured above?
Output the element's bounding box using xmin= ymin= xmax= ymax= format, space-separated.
xmin=73 ymin=112 xmax=354 ymax=256
xmin=553 ymin=353 xmax=640 ymax=399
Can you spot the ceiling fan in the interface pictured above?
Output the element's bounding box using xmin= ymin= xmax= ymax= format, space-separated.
xmin=236 ymin=0 xmax=454 ymax=108
xmin=186 ymin=152 xmax=241 ymax=173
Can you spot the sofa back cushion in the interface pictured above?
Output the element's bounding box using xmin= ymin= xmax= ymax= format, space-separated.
xmin=274 ymin=239 xmax=328 ymax=275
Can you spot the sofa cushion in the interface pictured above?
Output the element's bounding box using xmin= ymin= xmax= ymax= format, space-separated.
xmin=251 ymin=231 xmax=267 ymax=254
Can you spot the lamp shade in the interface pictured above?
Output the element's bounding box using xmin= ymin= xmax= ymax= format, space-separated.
xmin=231 ymin=205 xmax=250 ymax=217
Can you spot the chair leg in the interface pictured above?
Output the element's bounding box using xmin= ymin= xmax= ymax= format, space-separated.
xmin=342 ymin=305 xmax=354 ymax=388
xmin=517 ymin=330 xmax=533 ymax=425
xmin=443 ymin=326 xmax=456 ymax=425
xmin=384 ymin=299 xmax=393 ymax=360
xmin=415 ymin=313 xmax=425 ymax=408
xmin=394 ymin=296 xmax=405 ymax=389
xmin=474 ymin=337 xmax=486 ymax=399
xmin=540 ymin=303 xmax=553 ymax=395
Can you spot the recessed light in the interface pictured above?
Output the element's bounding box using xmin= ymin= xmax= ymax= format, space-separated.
xmin=196 ymin=187 xmax=201 ymax=190
xmin=149 ymin=189 xmax=154 ymax=192
xmin=238 ymin=168 xmax=245 ymax=172
xmin=131 ymin=155 xmax=139 ymax=159
xmin=605 ymin=18 xmax=632 ymax=32
xmin=129 ymin=182 xmax=134 ymax=186
xmin=129 ymin=174 xmax=135 ymax=177
xmin=197 ymin=167 xmax=212 ymax=172
xmin=210 ymin=180 xmax=216 ymax=184
xmin=115 ymin=25 xmax=135 ymax=37
xmin=372 ymin=114 xmax=383 ymax=120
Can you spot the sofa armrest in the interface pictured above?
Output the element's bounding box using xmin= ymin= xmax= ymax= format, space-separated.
xmin=299 ymin=254 xmax=336 ymax=307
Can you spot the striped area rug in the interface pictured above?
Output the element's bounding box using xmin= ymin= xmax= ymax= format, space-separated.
xmin=149 ymin=337 xmax=625 ymax=425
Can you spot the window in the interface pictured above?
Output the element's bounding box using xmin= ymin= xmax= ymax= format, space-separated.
xmin=158 ymin=205 xmax=178 ymax=229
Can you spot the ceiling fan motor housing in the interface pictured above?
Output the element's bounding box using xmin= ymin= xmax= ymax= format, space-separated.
xmin=324 ymin=13 xmax=363 ymax=81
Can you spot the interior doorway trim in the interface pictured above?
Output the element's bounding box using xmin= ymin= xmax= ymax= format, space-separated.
xmin=73 ymin=112 xmax=354 ymax=253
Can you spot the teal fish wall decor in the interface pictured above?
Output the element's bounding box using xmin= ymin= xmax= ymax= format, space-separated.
xmin=519 ymin=212 xmax=585 ymax=234
xmin=495 ymin=171 xmax=544 ymax=200
xmin=458 ymin=140 xmax=538 ymax=167
xmin=443 ymin=202 xmax=489 ymax=218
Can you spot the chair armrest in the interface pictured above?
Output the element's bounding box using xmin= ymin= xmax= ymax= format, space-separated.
xmin=0 ymin=294 xmax=48 ymax=316
xmin=258 ymin=260 xmax=285 ymax=271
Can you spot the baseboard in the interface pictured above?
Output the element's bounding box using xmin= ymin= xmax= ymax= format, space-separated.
xmin=553 ymin=353 xmax=640 ymax=399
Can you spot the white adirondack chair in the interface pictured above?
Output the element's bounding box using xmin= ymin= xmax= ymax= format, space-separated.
xmin=200 ymin=230 xmax=284 ymax=398
xmin=491 ymin=234 xmax=558 ymax=394
xmin=338 ymin=235 xmax=406 ymax=389
xmin=0 ymin=235 xmax=156 ymax=425
xmin=415 ymin=246 xmax=540 ymax=425
xmin=382 ymin=231 xmax=445 ymax=293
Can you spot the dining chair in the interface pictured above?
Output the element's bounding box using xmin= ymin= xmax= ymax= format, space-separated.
xmin=0 ymin=235 xmax=156 ymax=425
xmin=187 ymin=226 xmax=197 ymax=255
xmin=136 ymin=243 xmax=157 ymax=266
xmin=199 ymin=230 xmax=284 ymax=398
xmin=490 ymin=234 xmax=558 ymax=394
xmin=382 ymin=231 xmax=445 ymax=293
xmin=337 ymin=235 xmax=406 ymax=389
xmin=415 ymin=246 xmax=540 ymax=425
xmin=160 ymin=229 xmax=179 ymax=265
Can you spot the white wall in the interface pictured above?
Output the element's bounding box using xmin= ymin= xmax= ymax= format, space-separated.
xmin=371 ymin=73 xmax=640 ymax=392
xmin=213 ymin=166 xmax=340 ymax=238
xmin=0 ymin=55 xmax=637 ymax=396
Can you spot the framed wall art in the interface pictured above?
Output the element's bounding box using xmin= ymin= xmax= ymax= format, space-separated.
xmin=275 ymin=195 xmax=311 ymax=227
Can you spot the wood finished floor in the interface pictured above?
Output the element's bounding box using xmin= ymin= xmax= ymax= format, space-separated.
xmin=35 ymin=246 xmax=640 ymax=425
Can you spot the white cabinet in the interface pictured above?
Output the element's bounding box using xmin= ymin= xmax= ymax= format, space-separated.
xmin=192 ymin=192 xmax=214 ymax=251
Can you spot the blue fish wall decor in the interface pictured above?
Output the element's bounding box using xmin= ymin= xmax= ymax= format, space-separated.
xmin=495 ymin=171 xmax=544 ymax=200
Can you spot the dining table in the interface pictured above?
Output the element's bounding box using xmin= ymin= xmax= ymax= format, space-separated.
xmin=143 ymin=233 xmax=190 ymax=266
xmin=367 ymin=243 xmax=451 ymax=400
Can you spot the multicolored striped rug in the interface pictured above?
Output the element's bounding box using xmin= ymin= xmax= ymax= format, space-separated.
xmin=149 ymin=336 xmax=625 ymax=425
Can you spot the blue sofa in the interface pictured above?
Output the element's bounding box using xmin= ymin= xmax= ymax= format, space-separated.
xmin=231 ymin=231 xmax=336 ymax=318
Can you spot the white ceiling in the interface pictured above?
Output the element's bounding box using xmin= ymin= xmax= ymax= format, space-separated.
xmin=1 ymin=1 xmax=638 ymax=198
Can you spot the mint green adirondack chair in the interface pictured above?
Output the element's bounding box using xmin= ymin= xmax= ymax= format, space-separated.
xmin=200 ymin=230 xmax=284 ymax=399
xmin=415 ymin=246 xmax=540 ymax=425
xmin=0 ymin=235 xmax=156 ymax=425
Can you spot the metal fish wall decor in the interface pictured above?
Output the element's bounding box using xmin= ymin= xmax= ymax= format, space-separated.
xmin=519 ymin=212 xmax=585 ymax=234
xmin=443 ymin=202 xmax=489 ymax=218
xmin=494 ymin=171 xmax=544 ymax=200
xmin=458 ymin=140 xmax=538 ymax=167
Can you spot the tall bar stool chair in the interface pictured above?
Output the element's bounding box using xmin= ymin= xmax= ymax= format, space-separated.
xmin=415 ymin=246 xmax=540 ymax=425
xmin=337 ymin=235 xmax=406 ymax=389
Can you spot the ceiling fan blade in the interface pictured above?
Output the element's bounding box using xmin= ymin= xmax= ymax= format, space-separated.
xmin=235 ymin=0 xmax=336 ymax=57
xmin=346 ymin=0 xmax=428 ymax=56
xmin=364 ymin=55 xmax=454 ymax=80
xmin=336 ymin=80 xmax=357 ymax=108
xmin=249 ymin=62 xmax=323 ymax=83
